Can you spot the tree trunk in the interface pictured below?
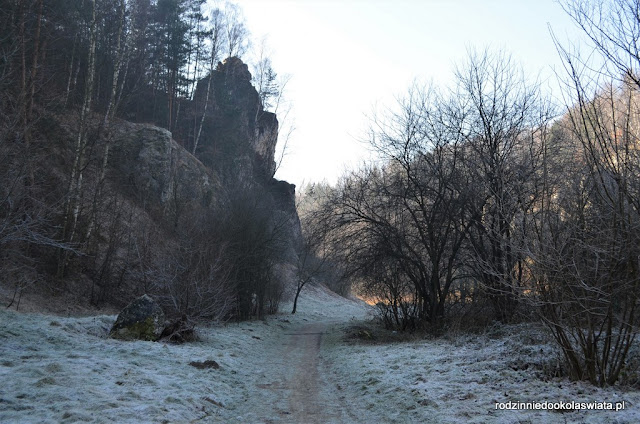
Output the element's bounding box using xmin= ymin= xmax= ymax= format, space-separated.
xmin=85 ymin=0 xmax=126 ymax=243
xmin=193 ymin=34 xmax=219 ymax=155
xmin=292 ymin=283 xmax=304 ymax=314
xmin=58 ymin=0 xmax=97 ymax=277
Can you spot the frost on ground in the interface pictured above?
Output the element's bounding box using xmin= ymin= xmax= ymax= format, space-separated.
xmin=0 ymin=285 xmax=369 ymax=424
xmin=1 ymin=284 xmax=639 ymax=423
xmin=324 ymin=322 xmax=640 ymax=424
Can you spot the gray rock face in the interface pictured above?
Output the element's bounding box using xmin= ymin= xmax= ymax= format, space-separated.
xmin=194 ymin=57 xmax=279 ymax=182
xmin=110 ymin=294 xmax=166 ymax=341
xmin=254 ymin=111 xmax=278 ymax=178
xmin=109 ymin=120 xmax=217 ymax=213
xmin=270 ymin=179 xmax=303 ymax=255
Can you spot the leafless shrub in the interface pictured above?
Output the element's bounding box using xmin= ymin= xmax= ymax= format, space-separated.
xmin=529 ymin=0 xmax=640 ymax=387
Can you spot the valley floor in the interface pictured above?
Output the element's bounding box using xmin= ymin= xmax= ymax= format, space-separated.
xmin=1 ymin=285 xmax=639 ymax=423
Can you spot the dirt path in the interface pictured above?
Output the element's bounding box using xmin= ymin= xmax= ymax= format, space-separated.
xmin=256 ymin=320 xmax=359 ymax=424
xmin=286 ymin=322 xmax=332 ymax=422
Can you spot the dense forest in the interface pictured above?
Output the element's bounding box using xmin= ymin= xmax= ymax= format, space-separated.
xmin=0 ymin=0 xmax=296 ymax=322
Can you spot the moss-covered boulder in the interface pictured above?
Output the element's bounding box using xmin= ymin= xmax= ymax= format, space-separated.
xmin=109 ymin=295 xmax=166 ymax=341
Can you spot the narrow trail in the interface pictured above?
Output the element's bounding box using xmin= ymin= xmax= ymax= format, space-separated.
xmin=253 ymin=319 xmax=361 ymax=424
xmin=287 ymin=322 xmax=339 ymax=423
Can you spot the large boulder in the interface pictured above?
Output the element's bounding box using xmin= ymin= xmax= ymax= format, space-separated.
xmin=110 ymin=295 xmax=166 ymax=341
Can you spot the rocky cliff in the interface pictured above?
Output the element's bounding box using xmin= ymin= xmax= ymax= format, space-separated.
xmin=109 ymin=123 xmax=216 ymax=211
xmin=194 ymin=57 xmax=278 ymax=182
xmin=110 ymin=57 xmax=300 ymax=249
xmin=192 ymin=57 xmax=302 ymax=252
xmin=2 ymin=57 xmax=301 ymax=313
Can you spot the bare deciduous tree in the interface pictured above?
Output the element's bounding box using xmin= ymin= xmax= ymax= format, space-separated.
xmin=192 ymin=6 xmax=225 ymax=155
xmin=530 ymin=0 xmax=640 ymax=386
xmin=314 ymin=83 xmax=473 ymax=329
xmin=223 ymin=2 xmax=249 ymax=58
xmin=454 ymin=49 xmax=553 ymax=322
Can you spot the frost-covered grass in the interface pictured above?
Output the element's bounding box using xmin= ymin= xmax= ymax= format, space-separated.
xmin=1 ymin=284 xmax=639 ymax=423
xmin=0 ymin=284 xmax=369 ymax=423
xmin=322 ymin=322 xmax=640 ymax=424
xmin=0 ymin=310 xmax=272 ymax=423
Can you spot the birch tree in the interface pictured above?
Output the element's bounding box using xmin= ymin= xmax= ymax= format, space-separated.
xmin=193 ymin=7 xmax=224 ymax=155
xmin=85 ymin=0 xmax=127 ymax=243
xmin=59 ymin=0 xmax=98 ymax=277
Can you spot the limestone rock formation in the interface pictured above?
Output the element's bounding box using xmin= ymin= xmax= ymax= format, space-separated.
xmin=193 ymin=57 xmax=302 ymax=249
xmin=105 ymin=57 xmax=300 ymax=259
xmin=194 ymin=57 xmax=279 ymax=182
xmin=110 ymin=294 xmax=166 ymax=341
xmin=49 ymin=57 xmax=300 ymax=311
xmin=109 ymin=120 xmax=218 ymax=214
xmin=270 ymin=178 xmax=303 ymax=256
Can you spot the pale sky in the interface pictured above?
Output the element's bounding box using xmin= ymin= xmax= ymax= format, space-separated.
xmin=232 ymin=0 xmax=588 ymax=188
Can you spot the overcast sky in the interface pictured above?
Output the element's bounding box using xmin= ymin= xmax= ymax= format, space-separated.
xmin=232 ymin=0 xmax=588 ymax=188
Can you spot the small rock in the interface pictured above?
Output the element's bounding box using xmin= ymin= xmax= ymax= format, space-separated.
xmin=203 ymin=397 xmax=224 ymax=407
xmin=189 ymin=360 xmax=220 ymax=370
